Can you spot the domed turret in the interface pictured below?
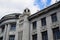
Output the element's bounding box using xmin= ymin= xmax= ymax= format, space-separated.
xmin=22 ymin=8 xmax=30 ymax=40
xmin=23 ymin=8 xmax=30 ymax=16
xmin=0 ymin=13 xmax=21 ymax=23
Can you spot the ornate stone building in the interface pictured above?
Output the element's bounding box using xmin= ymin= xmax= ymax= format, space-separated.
xmin=0 ymin=1 xmax=60 ymax=40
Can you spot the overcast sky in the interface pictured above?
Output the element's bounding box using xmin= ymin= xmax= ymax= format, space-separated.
xmin=0 ymin=0 xmax=60 ymax=19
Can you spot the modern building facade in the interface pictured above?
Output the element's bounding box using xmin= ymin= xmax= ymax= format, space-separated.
xmin=0 ymin=1 xmax=60 ymax=40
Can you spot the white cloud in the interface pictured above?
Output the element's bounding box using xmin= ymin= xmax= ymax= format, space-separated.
xmin=50 ymin=0 xmax=56 ymax=4
xmin=40 ymin=0 xmax=48 ymax=8
xmin=41 ymin=0 xmax=47 ymax=3
xmin=0 ymin=0 xmax=40 ymax=19
xmin=50 ymin=0 xmax=60 ymax=5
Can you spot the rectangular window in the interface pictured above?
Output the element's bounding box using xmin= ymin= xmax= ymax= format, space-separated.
xmin=32 ymin=21 xmax=37 ymax=29
xmin=10 ymin=23 xmax=16 ymax=31
xmin=53 ymin=27 xmax=60 ymax=40
xmin=42 ymin=31 xmax=48 ymax=40
xmin=1 ymin=25 xmax=5 ymax=33
xmin=41 ymin=17 xmax=46 ymax=26
xmin=2 ymin=27 xmax=5 ymax=32
xmin=9 ymin=35 xmax=15 ymax=40
xmin=51 ymin=13 xmax=57 ymax=22
xmin=32 ymin=34 xmax=37 ymax=40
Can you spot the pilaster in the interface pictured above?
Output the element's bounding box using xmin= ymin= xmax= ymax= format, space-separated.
xmin=6 ymin=24 xmax=10 ymax=40
xmin=0 ymin=28 xmax=2 ymax=34
xmin=37 ymin=20 xmax=42 ymax=40
xmin=57 ymin=11 xmax=60 ymax=30
xmin=30 ymin=24 xmax=33 ymax=40
xmin=15 ymin=20 xmax=19 ymax=40
xmin=3 ymin=24 xmax=8 ymax=40
xmin=22 ymin=16 xmax=30 ymax=40
xmin=46 ymin=16 xmax=54 ymax=40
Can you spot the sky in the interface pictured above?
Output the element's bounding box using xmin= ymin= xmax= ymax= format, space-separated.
xmin=0 ymin=0 xmax=60 ymax=19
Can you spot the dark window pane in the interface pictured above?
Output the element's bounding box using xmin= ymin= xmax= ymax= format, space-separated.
xmin=42 ymin=31 xmax=48 ymax=40
xmin=41 ymin=17 xmax=46 ymax=26
xmin=0 ymin=37 xmax=3 ymax=40
xmin=10 ymin=23 xmax=16 ymax=31
xmin=32 ymin=34 xmax=37 ymax=40
xmin=32 ymin=21 xmax=37 ymax=29
xmin=2 ymin=27 xmax=5 ymax=32
xmin=53 ymin=27 xmax=60 ymax=40
xmin=51 ymin=13 xmax=57 ymax=22
xmin=9 ymin=35 xmax=15 ymax=40
xmin=1 ymin=25 xmax=5 ymax=33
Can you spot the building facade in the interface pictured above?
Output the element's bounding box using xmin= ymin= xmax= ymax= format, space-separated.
xmin=0 ymin=1 xmax=60 ymax=40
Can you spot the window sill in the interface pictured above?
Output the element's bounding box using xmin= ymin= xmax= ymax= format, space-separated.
xmin=51 ymin=21 xmax=59 ymax=28
xmin=40 ymin=25 xmax=47 ymax=32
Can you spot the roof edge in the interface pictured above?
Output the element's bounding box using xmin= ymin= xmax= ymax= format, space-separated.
xmin=28 ymin=1 xmax=60 ymax=21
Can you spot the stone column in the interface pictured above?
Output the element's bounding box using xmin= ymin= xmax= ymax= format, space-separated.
xmin=30 ymin=24 xmax=33 ymax=40
xmin=46 ymin=16 xmax=54 ymax=40
xmin=37 ymin=20 xmax=42 ymax=40
xmin=0 ymin=28 xmax=2 ymax=34
xmin=15 ymin=20 xmax=19 ymax=40
xmin=22 ymin=15 xmax=30 ymax=40
xmin=6 ymin=24 xmax=10 ymax=40
xmin=57 ymin=11 xmax=60 ymax=30
xmin=3 ymin=24 xmax=8 ymax=40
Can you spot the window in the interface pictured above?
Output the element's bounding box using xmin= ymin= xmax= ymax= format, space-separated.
xmin=53 ymin=27 xmax=60 ymax=40
xmin=9 ymin=35 xmax=15 ymax=40
xmin=32 ymin=34 xmax=37 ymax=40
xmin=10 ymin=23 xmax=16 ymax=31
xmin=41 ymin=17 xmax=46 ymax=26
xmin=42 ymin=31 xmax=48 ymax=40
xmin=51 ymin=13 xmax=57 ymax=22
xmin=32 ymin=21 xmax=37 ymax=29
xmin=0 ymin=37 xmax=3 ymax=40
xmin=2 ymin=27 xmax=5 ymax=32
xmin=1 ymin=25 xmax=5 ymax=33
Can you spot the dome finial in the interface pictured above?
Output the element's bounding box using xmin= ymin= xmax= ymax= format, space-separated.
xmin=24 ymin=8 xmax=30 ymax=12
xmin=23 ymin=8 xmax=31 ymax=16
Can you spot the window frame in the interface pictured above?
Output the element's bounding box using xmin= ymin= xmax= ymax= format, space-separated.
xmin=52 ymin=27 xmax=60 ymax=40
xmin=42 ymin=31 xmax=48 ymax=40
xmin=32 ymin=21 xmax=37 ymax=30
xmin=9 ymin=35 xmax=15 ymax=40
xmin=10 ymin=23 xmax=16 ymax=31
xmin=41 ymin=17 xmax=46 ymax=26
xmin=51 ymin=13 xmax=57 ymax=23
xmin=32 ymin=34 xmax=37 ymax=40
